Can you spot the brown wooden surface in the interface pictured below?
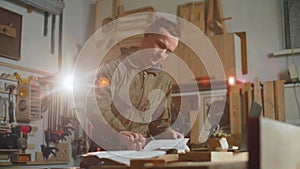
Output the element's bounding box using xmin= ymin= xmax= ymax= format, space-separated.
xmin=214 ymin=0 xmax=226 ymax=34
xmin=206 ymin=0 xmax=214 ymax=35
xmin=235 ymin=32 xmax=248 ymax=74
xmin=178 ymin=1 xmax=205 ymax=32
xmin=113 ymin=0 xmax=120 ymax=19
xmin=144 ymin=161 xmax=247 ymax=169
xmin=94 ymin=0 xmax=101 ymax=32
xmin=262 ymin=81 xmax=275 ymax=119
xmin=253 ymin=77 xmax=263 ymax=115
xmin=274 ymin=80 xmax=286 ymax=122
xmin=209 ymin=33 xmax=236 ymax=79
xmin=229 ymin=84 xmax=242 ymax=134
xmin=189 ymin=110 xmax=200 ymax=144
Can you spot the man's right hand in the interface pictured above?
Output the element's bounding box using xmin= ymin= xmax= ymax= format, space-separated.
xmin=119 ymin=131 xmax=146 ymax=151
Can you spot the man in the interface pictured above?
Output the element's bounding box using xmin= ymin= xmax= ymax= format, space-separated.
xmin=92 ymin=17 xmax=183 ymax=151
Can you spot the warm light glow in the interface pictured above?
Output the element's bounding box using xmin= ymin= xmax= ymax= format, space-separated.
xmin=63 ymin=74 xmax=74 ymax=91
xmin=228 ymin=76 xmax=235 ymax=86
xmin=98 ymin=77 xmax=110 ymax=87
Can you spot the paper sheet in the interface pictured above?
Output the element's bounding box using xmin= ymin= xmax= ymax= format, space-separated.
xmin=83 ymin=138 xmax=189 ymax=166
xmin=84 ymin=150 xmax=166 ymax=166
xmin=143 ymin=138 xmax=189 ymax=153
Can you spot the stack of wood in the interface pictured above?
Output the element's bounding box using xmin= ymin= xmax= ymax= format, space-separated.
xmin=177 ymin=0 xmax=231 ymax=36
xmin=229 ymin=77 xmax=286 ymax=134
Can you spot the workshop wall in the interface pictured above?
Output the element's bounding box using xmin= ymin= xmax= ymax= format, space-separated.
xmin=96 ymin=0 xmax=300 ymax=82
xmin=0 ymin=0 xmax=300 ymax=167
xmin=0 ymin=0 xmax=96 ymax=167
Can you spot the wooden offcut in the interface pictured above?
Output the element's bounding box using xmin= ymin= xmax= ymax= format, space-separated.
xmin=229 ymin=84 xmax=242 ymax=134
xmin=253 ymin=77 xmax=263 ymax=115
xmin=263 ymin=81 xmax=275 ymax=119
xmin=274 ymin=80 xmax=286 ymax=122
xmin=177 ymin=1 xmax=205 ymax=32
xmin=189 ymin=110 xmax=201 ymax=144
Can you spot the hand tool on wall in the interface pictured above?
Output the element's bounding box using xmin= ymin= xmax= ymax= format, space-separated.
xmin=43 ymin=12 xmax=49 ymax=36
xmin=13 ymin=125 xmax=32 ymax=151
xmin=51 ymin=14 xmax=56 ymax=54
xmin=41 ymin=144 xmax=59 ymax=160
xmin=14 ymin=72 xmax=33 ymax=84
xmin=5 ymin=84 xmax=16 ymax=123
xmin=0 ymin=22 xmax=17 ymax=38
xmin=0 ymin=132 xmax=20 ymax=149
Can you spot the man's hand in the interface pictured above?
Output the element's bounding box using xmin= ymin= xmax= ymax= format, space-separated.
xmin=119 ymin=131 xmax=146 ymax=151
xmin=154 ymin=129 xmax=184 ymax=140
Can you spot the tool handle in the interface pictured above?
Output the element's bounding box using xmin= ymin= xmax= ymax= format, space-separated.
xmin=8 ymin=101 xmax=15 ymax=123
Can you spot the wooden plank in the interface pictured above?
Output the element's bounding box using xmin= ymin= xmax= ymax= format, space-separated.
xmin=253 ymin=77 xmax=263 ymax=115
xmin=263 ymin=81 xmax=275 ymax=119
xmin=130 ymin=159 xmax=165 ymax=169
xmin=244 ymin=82 xmax=252 ymax=114
xmin=144 ymin=161 xmax=247 ymax=169
xmin=240 ymin=83 xmax=250 ymax=131
xmin=189 ymin=110 xmax=201 ymax=144
xmin=179 ymin=152 xmax=248 ymax=162
xmin=113 ymin=0 xmax=120 ymax=18
xmin=205 ymin=0 xmax=214 ymax=35
xmin=274 ymin=80 xmax=286 ymax=122
xmin=191 ymin=2 xmax=205 ymax=32
xmin=123 ymin=6 xmax=154 ymax=16
xmin=235 ymin=32 xmax=248 ymax=74
xmin=94 ymin=0 xmax=101 ymax=32
xmin=209 ymin=33 xmax=236 ymax=79
xmin=229 ymin=84 xmax=242 ymax=134
xmin=0 ymin=62 xmax=50 ymax=76
xmin=214 ymin=0 xmax=226 ymax=34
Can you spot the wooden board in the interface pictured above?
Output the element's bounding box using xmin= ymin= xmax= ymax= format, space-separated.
xmin=274 ymin=80 xmax=285 ymax=122
xmin=189 ymin=110 xmax=201 ymax=144
xmin=229 ymin=84 xmax=242 ymax=134
xmin=263 ymin=81 xmax=275 ymax=119
xmin=253 ymin=77 xmax=262 ymax=115
xmin=177 ymin=1 xmax=205 ymax=32
xmin=209 ymin=33 xmax=237 ymax=79
xmin=235 ymin=32 xmax=248 ymax=74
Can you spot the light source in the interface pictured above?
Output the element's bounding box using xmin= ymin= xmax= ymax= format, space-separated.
xmin=18 ymin=0 xmax=65 ymax=15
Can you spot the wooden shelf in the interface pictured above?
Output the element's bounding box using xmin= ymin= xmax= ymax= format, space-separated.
xmin=0 ymin=160 xmax=69 ymax=166
xmin=272 ymin=48 xmax=300 ymax=56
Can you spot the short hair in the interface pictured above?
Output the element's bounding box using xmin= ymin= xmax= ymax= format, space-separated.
xmin=146 ymin=17 xmax=181 ymax=38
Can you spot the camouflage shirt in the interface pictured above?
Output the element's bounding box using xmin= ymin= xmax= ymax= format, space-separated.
xmin=95 ymin=55 xmax=172 ymax=137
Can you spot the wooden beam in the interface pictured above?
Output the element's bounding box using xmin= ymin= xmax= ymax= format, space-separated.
xmin=274 ymin=80 xmax=286 ymax=122
xmin=229 ymin=84 xmax=242 ymax=134
xmin=113 ymin=0 xmax=120 ymax=19
xmin=214 ymin=0 xmax=226 ymax=34
xmin=94 ymin=0 xmax=101 ymax=32
xmin=0 ymin=61 xmax=50 ymax=76
xmin=263 ymin=81 xmax=275 ymax=119
xmin=235 ymin=32 xmax=248 ymax=74
xmin=205 ymin=0 xmax=214 ymax=35
xmin=253 ymin=77 xmax=262 ymax=115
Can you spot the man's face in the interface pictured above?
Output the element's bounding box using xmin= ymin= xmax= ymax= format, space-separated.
xmin=139 ymin=29 xmax=179 ymax=67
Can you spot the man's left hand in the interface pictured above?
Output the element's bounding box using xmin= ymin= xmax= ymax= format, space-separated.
xmin=155 ymin=129 xmax=184 ymax=139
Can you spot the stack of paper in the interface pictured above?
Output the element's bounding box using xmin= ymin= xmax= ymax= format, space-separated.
xmin=83 ymin=138 xmax=189 ymax=166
